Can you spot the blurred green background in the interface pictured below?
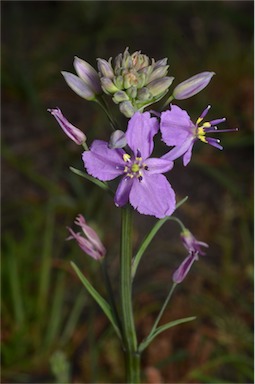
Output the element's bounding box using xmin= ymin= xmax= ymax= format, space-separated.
xmin=1 ymin=1 xmax=253 ymax=383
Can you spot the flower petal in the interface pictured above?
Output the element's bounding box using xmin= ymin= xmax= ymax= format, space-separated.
xmin=129 ymin=174 xmax=176 ymax=218
xmin=160 ymin=105 xmax=193 ymax=146
xmin=161 ymin=138 xmax=194 ymax=163
xmin=114 ymin=177 xmax=133 ymax=207
xmin=126 ymin=111 xmax=159 ymax=159
xmin=82 ymin=140 xmax=125 ymax=181
xmin=144 ymin=157 xmax=173 ymax=174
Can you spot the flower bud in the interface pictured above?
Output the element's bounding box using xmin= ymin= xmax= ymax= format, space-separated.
xmin=100 ymin=77 xmax=119 ymax=94
xmin=108 ymin=130 xmax=127 ymax=149
xmin=48 ymin=107 xmax=86 ymax=145
xmin=97 ymin=58 xmax=114 ymax=78
xmin=73 ymin=56 xmax=102 ymax=94
xmin=61 ymin=71 xmax=96 ymax=100
xmin=112 ymin=91 xmax=130 ymax=104
xmin=67 ymin=214 xmax=106 ymax=260
xmin=173 ymin=71 xmax=215 ymax=100
xmin=147 ymin=76 xmax=174 ymax=97
xmin=119 ymin=101 xmax=135 ymax=118
xmin=148 ymin=65 xmax=169 ymax=83
xmin=137 ymin=87 xmax=151 ymax=101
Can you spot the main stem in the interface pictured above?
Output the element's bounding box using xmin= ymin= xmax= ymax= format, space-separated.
xmin=120 ymin=206 xmax=140 ymax=383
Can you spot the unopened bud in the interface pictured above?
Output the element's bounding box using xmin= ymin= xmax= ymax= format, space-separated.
xmin=112 ymin=91 xmax=129 ymax=104
xmin=173 ymin=71 xmax=215 ymax=100
xmin=61 ymin=71 xmax=96 ymax=100
xmin=148 ymin=65 xmax=169 ymax=83
xmin=147 ymin=76 xmax=174 ymax=97
xmin=73 ymin=57 xmax=102 ymax=94
xmin=100 ymin=77 xmax=119 ymax=94
xmin=119 ymin=101 xmax=135 ymax=118
xmin=108 ymin=130 xmax=127 ymax=149
xmin=137 ymin=87 xmax=151 ymax=101
xmin=97 ymin=58 xmax=114 ymax=78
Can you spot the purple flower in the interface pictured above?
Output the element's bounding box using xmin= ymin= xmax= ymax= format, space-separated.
xmin=82 ymin=112 xmax=176 ymax=218
xmin=160 ymin=104 xmax=238 ymax=166
xmin=48 ymin=107 xmax=86 ymax=145
xmin=67 ymin=214 xmax=106 ymax=260
xmin=172 ymin=229 xmax=209 ymax=283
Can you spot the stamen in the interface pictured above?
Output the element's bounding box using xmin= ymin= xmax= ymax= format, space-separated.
xmin=197 ymin=105 xmax=211 ymax=124
xmin=209 ymin=118 xmax=226 ymax=125
xmin=136 ymin=149 xmax=142 ymax=158
xmin=206 ymin=137 xmax=223 ymax=150
xmin=123 ymin=153 xmax=131 ymax=162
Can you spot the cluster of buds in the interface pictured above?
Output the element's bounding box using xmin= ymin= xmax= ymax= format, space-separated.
xmin=97 ymin=47 xmax=174 ymax=117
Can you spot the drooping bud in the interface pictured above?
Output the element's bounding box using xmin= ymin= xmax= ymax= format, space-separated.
xmin=67 ymin=214 xmax=106 ymax=261
xmin=48 ymin=107 xmax=86 ymax=145
xmin=108 ymin=130 xmax=127 ymax=149
xmin=173 ymin=71 xmax=215 ymax=100
xmin=73 ymin=57 xmax=102 ymax=95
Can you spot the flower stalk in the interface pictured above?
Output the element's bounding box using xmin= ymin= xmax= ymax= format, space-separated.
xmin=120 ymin=206 xmax=140 ymax=383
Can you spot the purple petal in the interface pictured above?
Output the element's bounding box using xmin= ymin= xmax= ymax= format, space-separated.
xmin=114 ymin=176 xmax=134 ymax=207
xmin=183 ymin=142 xmax=194 ymax=166
xmin=74 ymin=56 xmax=101 ymax=94
xmin=160 ymin=105 xmax=193 ymax=147
xmin=82 ymin=140 xmax=125 ymax=181
xmin=172 ymin=253 xmax=198 ymax=283
xmin=144 ymin=158 xmax=173 ymax=174
xmin=129 ymin=174 xmax=176 ymax=218
xmin=161 ymin=138 xmax=194 ymax=163
xmin=126 ymin=112 xmax=159 ymax=159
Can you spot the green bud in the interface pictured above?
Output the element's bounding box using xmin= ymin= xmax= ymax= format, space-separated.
xmin=112 ymin=91 xmax=129 ymax=104
xmin=148 ymin=65 xmax=169 ymax=83
xmin=115 ymin=75 xmax=124 ymax=89
xmin=147 ymin=76 xmax=174 ymax=97
xmin=137 ymin=87 xmax=152 ymax=101
xmin=126 ymin=86 xmax=137 ymax=99
xmin=123 ymin=71 xmax=139 ymax=89
xmin=119 ymin=101 xmax=135 ymax=118
xmin=100 ymin=77 xmax=119 ymax=94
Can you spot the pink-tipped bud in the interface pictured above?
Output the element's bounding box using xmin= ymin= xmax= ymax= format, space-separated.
xmin=48 ymin=108 xmax=86 ymax=145
xmin=173 ymin=71 xmax=215 ymax=100
xmin=67 ymin=214 xmax=106 ymax=261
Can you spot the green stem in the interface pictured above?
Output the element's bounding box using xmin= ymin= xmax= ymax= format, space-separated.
xmin=120 ymin=206 xmax=140 ymax=383
xmin=132 ymin=197 xmax=188 ymax=280
xmin=149 ymin=282 xmax=177 ymax=335
xmin=101 ymin=259 xmax=123 ymax=338
xmin=161 ymin=94 xmax=174 ymax=110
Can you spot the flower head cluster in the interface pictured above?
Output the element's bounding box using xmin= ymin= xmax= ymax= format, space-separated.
xmin=97 ymin=47 xmax=174 ymax=117
xmin=173 ymin=229 xmax=209 ymax=283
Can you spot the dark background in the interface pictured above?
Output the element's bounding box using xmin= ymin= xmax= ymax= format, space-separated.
xmin=1 ymin=1 xmax=253 ymax=383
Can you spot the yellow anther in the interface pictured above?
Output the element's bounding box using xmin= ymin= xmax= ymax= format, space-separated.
xmin=123 ymin=153 xmax=131 ymax=162
xmin=202 ymin=122 xmax=211 ymax=128
xmin=135 ymin=156 xmax=142 ymax=162
xmin=197 ymin=127 xmax=208 ymax=143
xmin=196 ymin=117 xmax=203 ymax=125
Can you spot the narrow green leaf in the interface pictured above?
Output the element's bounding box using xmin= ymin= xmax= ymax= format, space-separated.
xmin=138 ymin=316 xmax=196 ymax=352
xmin=69 ymin=166 xmax=112 ymax=193
xmin=70 ymin=261 xmax=121 ymax=339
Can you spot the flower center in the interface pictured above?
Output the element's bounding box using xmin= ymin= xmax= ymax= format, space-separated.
xmin=122 ymin=152 xmax=147 ymax=181
xmin=195 ymin=119 xmax=211 ymax=143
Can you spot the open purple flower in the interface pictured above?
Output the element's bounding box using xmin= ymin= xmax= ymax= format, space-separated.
xmin=160 ymin=104 xmax=237 ymax=166
xmin=82 ymin=112 xmax=176 ymax=218
xmin=67 ymin=214 xmax=106 ymax=260
xmin=172 ymin=229 xmax=208 ymax=283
